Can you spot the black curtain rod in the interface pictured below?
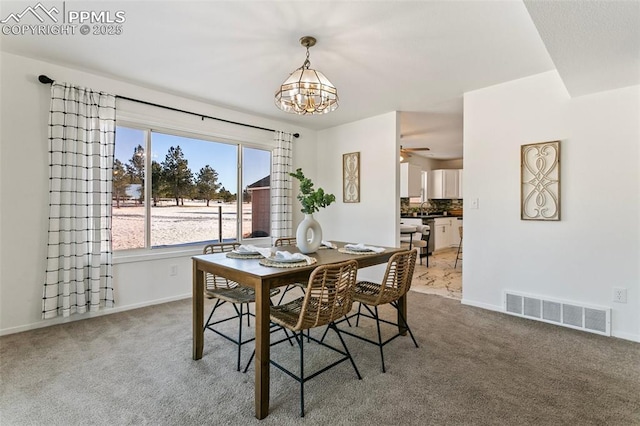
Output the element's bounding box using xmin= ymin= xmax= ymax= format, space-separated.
xmin=38 ymin=75 xmax=300 ymax=138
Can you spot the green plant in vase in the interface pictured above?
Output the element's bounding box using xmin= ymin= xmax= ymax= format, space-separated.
xmin=290 ymin=168 xmax=336 ymax=214
xmin=289 ymin=168 xmax=336 ymax=253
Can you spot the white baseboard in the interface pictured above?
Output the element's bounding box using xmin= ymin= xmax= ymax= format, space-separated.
xmin=611 ymin=330 xmax=640 ymax=343
xmin=0 ymin=293 xmax=191 ymax=336
xmin=460 ymin=298 xmax=502 ymax=312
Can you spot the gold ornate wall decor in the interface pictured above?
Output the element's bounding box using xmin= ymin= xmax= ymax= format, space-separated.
xmin=343 ymin=152 xmax=360 ymax=203
xmin=521 ymin=140 xmax=561 ymax=221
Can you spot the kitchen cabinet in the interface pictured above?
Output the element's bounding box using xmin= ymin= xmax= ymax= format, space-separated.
xmin=434 ymin=217 xmax=452 ymax=250
xmin=434 ymin=217 xmax=463 ymax=250
xmin=421 ymin=171 xmax=429 ymax=201
xmin=400 ymin=163 xmax=422 ymax=197
xmin=429 ymin=169 xmax=462 ymax=199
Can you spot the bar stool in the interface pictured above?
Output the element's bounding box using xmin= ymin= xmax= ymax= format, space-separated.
xmin=413 ymin=224 xmax=430 ymax=266
xmin=400 ymin=223 xmax=418 ymax=249
xmin=454 ymin=226 xmax=463 ymax=268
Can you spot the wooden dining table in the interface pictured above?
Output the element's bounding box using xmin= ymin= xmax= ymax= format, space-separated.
xmin=192 ymin=241 xmax=406 ymax=419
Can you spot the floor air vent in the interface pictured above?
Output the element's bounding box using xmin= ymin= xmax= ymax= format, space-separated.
xmin=504 ymin=291 xmax=610 ymax=336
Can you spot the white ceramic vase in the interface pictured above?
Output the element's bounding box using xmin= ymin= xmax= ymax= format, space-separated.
xmin=296 ymin=213 xmax=322 ymax=254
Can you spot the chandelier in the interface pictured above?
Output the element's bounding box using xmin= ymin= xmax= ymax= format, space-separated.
xmin=275 ymin=36 xmax=339 ymax=115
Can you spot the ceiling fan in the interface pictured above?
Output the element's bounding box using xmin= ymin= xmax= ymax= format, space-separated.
xmin=400 ymin=145 xmax=430 ymax=159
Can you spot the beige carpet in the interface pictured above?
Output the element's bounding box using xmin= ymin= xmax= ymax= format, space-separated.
xmin=2 ymin=292 xmax=639 ymax=425
xmin=409 ymin=247 xmax=462 ymax=299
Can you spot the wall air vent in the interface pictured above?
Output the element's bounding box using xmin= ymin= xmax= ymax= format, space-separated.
xmin=504 ymin=291 xmax=610 ymax=336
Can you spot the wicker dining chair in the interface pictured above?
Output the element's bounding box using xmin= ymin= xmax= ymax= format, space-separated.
xmin=245 ymin=260 xmax=362 ymax=417
xmin=203 ymin=242 xmax=281 ymax=371
xmin=274 ymin=237 xmax=307 ymax=304
xmin=331 ymin=250 xmax=419 ymax=373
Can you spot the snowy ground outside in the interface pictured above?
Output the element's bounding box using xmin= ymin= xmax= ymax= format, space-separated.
xmin=112 ymin=200 xmax=254 ymax=250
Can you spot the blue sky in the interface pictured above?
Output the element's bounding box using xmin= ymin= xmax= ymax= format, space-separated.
xmin=115 ymin=127 xmax=271 ymax=194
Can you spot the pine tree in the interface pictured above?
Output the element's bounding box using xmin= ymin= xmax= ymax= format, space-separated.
xmin=161 ymin=145 xmax=193 ymax=206
xmin=126 ymin=144 xmax=145 ymax=203
xmin=218 ymin=186 xmax=235 ymax=203
xmin=112 ymin=159 xmax=128 ymax=208
xmin=195 ymin=165 xmax=221 ymax=207
xmin=151 ymin=161 xmax=163 ymax=207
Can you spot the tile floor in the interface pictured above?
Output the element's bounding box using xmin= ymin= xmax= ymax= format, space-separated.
xmin=409 ymin=247 xmax=462 ymax=300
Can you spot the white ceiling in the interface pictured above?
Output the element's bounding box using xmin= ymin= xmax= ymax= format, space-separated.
xmin=1 ymin=1 xmax=638 ymax=160
xmin=524 ymin=0 xmax=640 ymax=97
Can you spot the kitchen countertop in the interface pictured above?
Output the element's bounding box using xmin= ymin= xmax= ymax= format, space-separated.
xmin=401 ymin=215 xmax=463 ymax=219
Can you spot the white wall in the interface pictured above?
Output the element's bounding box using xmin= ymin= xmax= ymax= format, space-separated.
xmin=316 ymin=112 xmax=400 ymax=281
xmin=7 ymin=53 xmax=636 ymax=343
xmin=438 ymin=159 xmax=463 ymax=169
xmin=404 ymin=155 xmax=439 ymax=172
xmin=0 ymin=52 xmax=313 ymax=335
xmin=405 ymin=157 xmax=463 ymax=172
xmin=463 ymin=70 xmax=640 ymax=341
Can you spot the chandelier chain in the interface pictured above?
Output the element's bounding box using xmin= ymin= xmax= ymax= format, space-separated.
xmin=302 ymin=47 xmax=311 ymax=69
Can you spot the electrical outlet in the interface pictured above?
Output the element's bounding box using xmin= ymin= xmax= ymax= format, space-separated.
xmin=613 ymin=287 xmax=627 ymax=303
xmin=170 ymin=265 xmax=178 ymax=276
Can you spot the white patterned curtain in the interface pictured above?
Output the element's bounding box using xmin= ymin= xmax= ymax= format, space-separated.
xmin=42 ymin=82 xmax=116 ymax=319
xmin=271 ymin=131 xmax=293 ymax=240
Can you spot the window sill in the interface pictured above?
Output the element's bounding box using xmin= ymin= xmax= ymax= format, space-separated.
xmin=112 ymin=237 xmax=271 ymax=265
xmin=113 ymin=246 xmax=203 ymax=264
